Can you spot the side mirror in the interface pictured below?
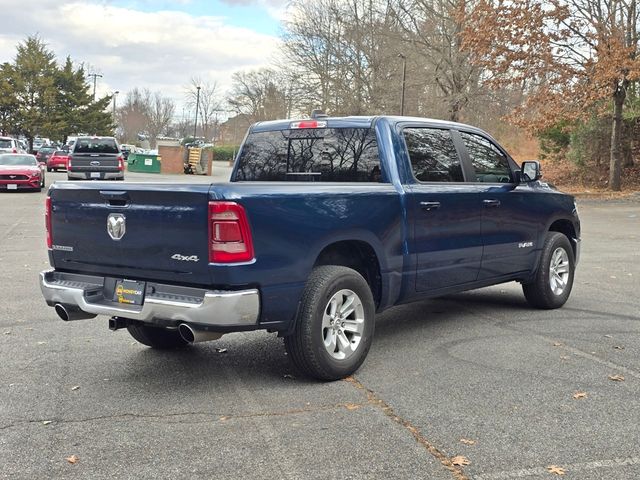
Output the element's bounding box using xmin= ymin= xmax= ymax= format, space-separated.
xmin=521 ymin=160 xmax=541 ymax=182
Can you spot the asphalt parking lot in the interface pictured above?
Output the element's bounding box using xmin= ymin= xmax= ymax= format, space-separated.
xmin=1 ymin=169 xmax=639 ymax=479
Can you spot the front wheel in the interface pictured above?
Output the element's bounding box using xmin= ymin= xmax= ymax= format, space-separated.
xmin=127 ymin=323 xmax=189 ymax=349
xmin=523 ymin=232 xmax=575 ymax=309
xmin=284 ymin=266 xmax=375 ymax=381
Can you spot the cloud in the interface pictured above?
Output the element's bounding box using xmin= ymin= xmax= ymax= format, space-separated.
xmin=0 ymin=1 xmax=280 ymax=111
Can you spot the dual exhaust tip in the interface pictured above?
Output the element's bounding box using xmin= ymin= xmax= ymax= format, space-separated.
xmin=54 ymin=304 xmax=222 ymax=344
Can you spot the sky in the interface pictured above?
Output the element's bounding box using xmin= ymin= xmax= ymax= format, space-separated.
xmin=0 ymin=0 xmax=289 ymax=121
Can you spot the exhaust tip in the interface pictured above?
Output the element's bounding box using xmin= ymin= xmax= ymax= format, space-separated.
xmin=178 ymin=323 xmax=196 ymax=343
xmin=54 ymin=303 xmax=70 ymax=321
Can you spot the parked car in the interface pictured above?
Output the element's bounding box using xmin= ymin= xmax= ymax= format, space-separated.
xmin=67 ymin=136 xmax=125 ymax=180
xmin=47 ymin=150 xmax=70 ymax=171
xmin=32 ymin=137 xmax=51 ymax=154
xmin=39 ymin=115 xmax=580 ymax=380
xmin=0 ymin=137 xmax=23 ymax=154
xmin=0 ymin=153 xmax=45 ymax=191
xmin=36 ymin=146 xmax=56 ymax=164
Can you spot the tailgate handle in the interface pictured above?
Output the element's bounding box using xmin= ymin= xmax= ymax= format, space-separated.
xmin=100 ymin=191 xmax=130 ymax=207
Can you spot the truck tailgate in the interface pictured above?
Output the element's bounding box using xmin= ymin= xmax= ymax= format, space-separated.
xmin=49 ymin=182 xmax=212 ymax=285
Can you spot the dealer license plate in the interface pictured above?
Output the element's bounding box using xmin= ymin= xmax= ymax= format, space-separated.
xmin=114 ymin=279 xmax=146 ymax=305
xmin=7 ymin=184 xmax=17 ymax=190
xmin=91 ymin=172 xmax=101 ymax=179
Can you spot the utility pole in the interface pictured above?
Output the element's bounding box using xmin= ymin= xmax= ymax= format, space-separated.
xmin=112 ymin=91 xmax=119 ymax=117
xmin=88 ymin=73 xmax=103 ymax=101
xmin=193 ymin=86 xmax=201 ymax=141
xmin=397 ymin=54 xmax=407 ymax=116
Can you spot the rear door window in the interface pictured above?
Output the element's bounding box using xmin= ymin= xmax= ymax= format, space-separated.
xmin=403 ymin=128 xmax=464 ymax=182
xmin=0 ymin=139 xmax=12 ymax=148
xmin=459 ymin=132 xmax=512 ymax=183
xmin=235 ymin=128 xmax=382 ymax=182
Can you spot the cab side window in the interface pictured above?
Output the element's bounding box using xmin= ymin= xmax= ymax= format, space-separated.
xmin=459 ymin=131 xmax=512 ymax=183
xmin=404 ymin=128 xmax=464 ymax=182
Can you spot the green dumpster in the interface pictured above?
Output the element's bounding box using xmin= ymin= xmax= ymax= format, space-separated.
xmin=127 ymin=152 xmax=161 ymax=173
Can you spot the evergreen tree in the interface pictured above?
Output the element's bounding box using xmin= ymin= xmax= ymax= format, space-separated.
xmin=1 ymin=36 xmax=114 ymax=148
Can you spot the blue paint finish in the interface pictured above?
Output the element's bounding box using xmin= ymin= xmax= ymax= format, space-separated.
xmin=47 ymin=116 xmax=580 ymax=333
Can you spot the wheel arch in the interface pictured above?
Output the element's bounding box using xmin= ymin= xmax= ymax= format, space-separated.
xmin=313 ymin=240 xmax=383 ymax=310
xmin=548 ymin=218 xmax=578 ymax=258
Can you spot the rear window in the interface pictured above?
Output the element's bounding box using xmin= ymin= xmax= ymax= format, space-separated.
xmin=54 ymin=150 xmax=66 ymax=155
xmin=235 ymin=128 xmax=382 ymax=182
xmin=74 ymin=138 xmax=119 ymax=154
xmin=0 ymin=139 xmax=13 ymax=148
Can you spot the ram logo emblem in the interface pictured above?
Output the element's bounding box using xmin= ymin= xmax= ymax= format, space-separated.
xmin=107 ymin=214 xmax=126 ymax=241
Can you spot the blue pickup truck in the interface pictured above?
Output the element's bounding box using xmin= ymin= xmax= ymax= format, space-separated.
xmin=40 ymin=115 xmax=580 ymax=380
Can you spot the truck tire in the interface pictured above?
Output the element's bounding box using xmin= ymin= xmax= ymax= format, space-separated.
xmin=127 ymin=323 xmax=189 ymax=349
xmin=284 ymin=266 xmax=375 ymax=381
xmin=523 ymin=232 xmax=575 ymax=309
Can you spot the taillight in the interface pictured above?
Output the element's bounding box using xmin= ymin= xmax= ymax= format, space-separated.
xmin=12 ymin=148 xmax=17 ymax=153
xmin=45 ymin=197 xmax=52 ymax=249
xmin=208 ymin=201 xmax=254 ymax=263
xmin=67 ymin=156 xmax=72 ymax=168
xmin=117 ymin=155 xmax=124 ymax=171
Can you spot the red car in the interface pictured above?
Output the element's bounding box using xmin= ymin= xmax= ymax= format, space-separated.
xmin=47 ymin=150 xmax=70 ymax=171
xmin=0 ymin=153 xmax=45 ymax=191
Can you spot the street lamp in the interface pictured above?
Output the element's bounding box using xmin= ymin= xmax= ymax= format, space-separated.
xmin=397 ymin=53 xmax=407 ymax=116
xmin=193 ymin=86 xmax=201 ymax=141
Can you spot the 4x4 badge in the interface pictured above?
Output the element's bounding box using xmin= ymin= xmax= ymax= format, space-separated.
xmin=107 ymin=214 xmax=126 ymax=240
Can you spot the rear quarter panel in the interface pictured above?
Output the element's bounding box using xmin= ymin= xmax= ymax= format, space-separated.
xmin=209 ymin=183 xmax=404 ymax=329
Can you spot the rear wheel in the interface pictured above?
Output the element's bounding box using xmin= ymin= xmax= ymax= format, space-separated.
xmin=127 ymin=323 xmax=189 ymax=349
xmin=284 ymin=266 xmax=375 ymax=381
xmin=523 ymin=232 xmax=575 ymax=309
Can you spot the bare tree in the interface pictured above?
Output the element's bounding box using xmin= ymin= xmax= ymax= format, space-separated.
xmin=146 ymin=92 xmax=175 ymax=148
xmin=116 ymin=88 xmax=149 ymax=144
xmin=185 ymin=78 xmax=221 ymax=141
xmin=227 ymin=68 xmax=295 ymax=121
xmin=116 ymin=88 xmax=175 ymax=147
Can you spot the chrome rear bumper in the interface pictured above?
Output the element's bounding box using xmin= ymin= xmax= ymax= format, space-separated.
xmin=39 ymin=270 xmax=260 ymax=328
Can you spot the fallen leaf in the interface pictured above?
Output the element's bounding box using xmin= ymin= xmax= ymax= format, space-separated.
xmin=344 ymin=403 xmax=360 ymax=411
xmin=573 ymin=391 xmax=587 ymax=399
xmin=603 ymin=334 xmax=612 ymax=338
xmin=460 ymin=438 xmax=476 ymax=445
xmin=283 ymin=374 xmax=295 ymax=379
xmin=71 ymin=386 xmax=80 ymax=391
xmin=215 ymin=348 xmax=227 ymax=353
xmin=610 ymin=275 xmax=617 ymax=279
xmin=609 ymin=374 xmax=625 ymax=382
xmin=219 ymin=415 xmax=229 ymax=422
xmin=451 ymin=455 xmax=470 ymax=466
xmin=37 ymin=341 xmax=47 ymax=345
xmin=553 ymin=342 xmax=563 ymax=347
xmin=3 ymin=330 xmax=11 ymax=335
xmin=614 ymin=345 xmax=625 ymax=350
xmin=559 ymin=356 xmax=569 ymax=360
xmin=43 ymin=420 xmax=52 ymax=425
xmin=547 ymin=465 xmax=566 ymax=475
xmin=65 ymin=455 xmax=79 ymax=464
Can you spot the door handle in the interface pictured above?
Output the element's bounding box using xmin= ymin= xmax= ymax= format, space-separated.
xmin=483 ymin=199 xmax=500 ymax=208
xmin=420 ymin=201 xmax=441 ymax=211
